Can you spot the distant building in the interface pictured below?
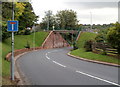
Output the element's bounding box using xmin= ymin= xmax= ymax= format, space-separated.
xmin=118 ymin=1 xmax=120 ymax=23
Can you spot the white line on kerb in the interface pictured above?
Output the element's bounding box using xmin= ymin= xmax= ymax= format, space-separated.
xmin=76 ymin=70 xmax=120 ymax=86
xmin=52 ymin=61 xmax=66 ymax=68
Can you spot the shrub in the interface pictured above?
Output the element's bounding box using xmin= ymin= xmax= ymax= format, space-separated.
xmin=73 ymin=42 xmax=78 ymax=50
xmin=100 ymin=51 xmax=107 ymax=55
xmin=24 ymin=29 xmax=31 ymax=35
xmin=24 ymin=41 xmax=30 ymax=49
xmin=84 ymin=40 xmax=93 ymax=52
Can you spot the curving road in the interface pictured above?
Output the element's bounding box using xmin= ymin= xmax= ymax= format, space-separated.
xmin=16 ymin=47 xmax=119 ymax=86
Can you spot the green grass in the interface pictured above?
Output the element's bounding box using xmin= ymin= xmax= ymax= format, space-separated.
xmin=76 ymin=32 xmax=97 ymax=48
xmin=71 ymin=48 xmax=119 ymax=64
xmin=2 ymin=31 xmax=49 ymax=77
xmin=71 ymin=32 xmax=120 ymax=65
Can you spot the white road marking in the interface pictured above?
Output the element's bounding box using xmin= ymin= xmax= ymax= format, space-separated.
xmin=45 ymin=49 xmax=119 ymax=86
xmin=46 ymin=56 xmax=50 ymax=60
xmin=76 ymin=70 xmax=120 ymax=86
xmin=45 ymin=53 xmax=50 ymax=60
xmin=52 ymin=61 xmax=66 ymax=68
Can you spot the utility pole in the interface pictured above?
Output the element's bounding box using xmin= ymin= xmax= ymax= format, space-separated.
xmin=118 ymin=1 xmax=120 ymax=23
xmin=90 ymin=12 xmax=92 ymax=30
xmin=11 ymin=1 xmax=15 ymax=81
xmin=47 ymin=16 xmax=49 ymax=31
xmin=46 ymin=11 xmax=50 ymax=31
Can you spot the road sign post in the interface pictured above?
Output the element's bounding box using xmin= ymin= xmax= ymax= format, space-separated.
xmin=7 ymin=2 xmax=18 ymax=81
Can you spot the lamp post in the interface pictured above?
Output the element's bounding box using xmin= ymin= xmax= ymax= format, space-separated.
xmin=90 ymin=12 xmax=92 ymax=30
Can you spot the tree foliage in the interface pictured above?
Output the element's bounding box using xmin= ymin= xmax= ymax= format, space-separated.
xmin=41 ymin=10 xmax=55 ymax=30
xmin=56 ymin=9 xmax=78 ymax=30
xmin=15 ymin=2 xmax=26 ymax=19
xmin=107 ymin=22 xmax=120 ymax=56
xmin=2 ymin=2 xmax=38 ymax=40
xmin=95 ymin=29 xmax=108 ymax=43
xmin=40 ymin=9 xmax=78 ymax=30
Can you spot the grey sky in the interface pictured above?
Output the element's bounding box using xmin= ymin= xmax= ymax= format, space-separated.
xmin=31 ymin=0 xmax=119 ymax=24
xmin=65 ymin=2 xmax=118 ymax=9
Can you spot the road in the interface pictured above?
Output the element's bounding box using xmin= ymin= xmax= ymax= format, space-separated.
xmin=16 ymin=47 xmax=119 ymax=86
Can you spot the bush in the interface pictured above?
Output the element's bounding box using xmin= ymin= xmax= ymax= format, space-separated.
xmin=73 ymin=42 xmax=78 ymax=50
xmin=100 ymin=51 xmax=107 ymax=55
xmin=24 ymin=41 xmax=30 ymax=49
xmin=24 ymin=29 xmax=31 ymax=35
xmin=84 ymin=40 xmax=93 ymax=52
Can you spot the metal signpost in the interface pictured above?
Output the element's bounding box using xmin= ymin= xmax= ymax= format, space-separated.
xmin=7 ymin=2 xmax=18 ymax=81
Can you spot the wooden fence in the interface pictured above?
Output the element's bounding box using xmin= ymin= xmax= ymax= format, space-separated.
xmin=92 ymin=42 xmax=118 ymax=57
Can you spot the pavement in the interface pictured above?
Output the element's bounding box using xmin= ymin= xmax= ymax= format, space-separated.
xmin=16 ymin=47 xmax=120 ymax=86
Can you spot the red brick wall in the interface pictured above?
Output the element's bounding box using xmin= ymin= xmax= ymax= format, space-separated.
xmin=42 ymin=31 xmax=70 ymax=49
xmin=6 ymin=47 xmax=43 ymax=61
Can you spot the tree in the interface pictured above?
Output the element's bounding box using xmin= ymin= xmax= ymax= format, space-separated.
xmin=18 ymin=2 xmax=38 ymax=34
xmin=41 ymin=10 xmax=55 ymax=30
xmin=56 ymin=9 xmax=78 ymax=30
xmin=107 ymin=22 xmax=120 ymax=57
xmin=2 ymin=2 xmax=38 ymax=40
xmin=2 ymin=2 xmax=26 ymax=40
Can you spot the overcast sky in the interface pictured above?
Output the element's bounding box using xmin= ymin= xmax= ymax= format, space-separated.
xmin=31 ymin=0 xmax=119 ymax=24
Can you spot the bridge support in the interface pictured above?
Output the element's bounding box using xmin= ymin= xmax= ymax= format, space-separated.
xmin=42 ymin=31 xmax=70 ymax=49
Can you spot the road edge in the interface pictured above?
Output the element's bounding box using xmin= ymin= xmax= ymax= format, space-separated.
xmin=67 ymin=52 xmax=120 ymax=67
xmin=14 ymin=51 xmax=30 ymax=85
xmin=14 ymin=50 xmax=41 ymax=85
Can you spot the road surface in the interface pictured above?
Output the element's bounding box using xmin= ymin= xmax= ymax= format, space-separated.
xmin=16 ymin=47 xmax=119 ymax=86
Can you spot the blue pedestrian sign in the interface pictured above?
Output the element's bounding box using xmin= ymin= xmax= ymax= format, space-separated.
xmin=8 ymin=21 xmax=18 ymax=31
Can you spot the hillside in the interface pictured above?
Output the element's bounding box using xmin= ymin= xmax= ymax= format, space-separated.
xmin=2 ymin=31 xmax=49 ymax=84
xmin=76 ymin=32 xmax=97 ymax=48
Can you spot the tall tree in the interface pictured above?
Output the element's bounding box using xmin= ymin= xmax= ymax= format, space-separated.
xmin=18 ymin=2 xmax=38 ymax=34
xmin=56 ymin=9 xmax=78 ymax=30
xmin=41 ymin=10 xmax=55 ymax=30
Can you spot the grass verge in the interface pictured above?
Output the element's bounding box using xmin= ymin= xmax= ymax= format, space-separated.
xmin=76 ymin=32 xmax=97 ymax=48
xmin=71 ymin=32 xmax=120 ymax=65
xmin=71 ymin=48 xmax=120 ymax=65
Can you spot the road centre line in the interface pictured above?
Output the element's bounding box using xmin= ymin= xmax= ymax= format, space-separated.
xmin=45 ymin=50 xmax=66 ymax=68
xmin=76 ymin=70 xmax=120 ymax=86
xmin=46 ymin=55 xmax=50 ymax=60
xmin=52 ymin=61 xmax=66 ymax=68
xmin=46 ymin=49 xmax=119 ymax=86
xmin=45 ymin=50 xmax=61 ymax=60
xmin=45 ymin=53 xmax=50 ymax=60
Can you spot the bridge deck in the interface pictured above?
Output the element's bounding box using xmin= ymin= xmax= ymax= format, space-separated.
xmin=51 ymin=30 xmax=78 ymax=33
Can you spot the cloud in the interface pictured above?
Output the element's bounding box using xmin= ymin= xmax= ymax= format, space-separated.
xmin=31 ymin=0 xmax=118 ymax=24
xmin=64 ymin=2 xmax=118 ymax=10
